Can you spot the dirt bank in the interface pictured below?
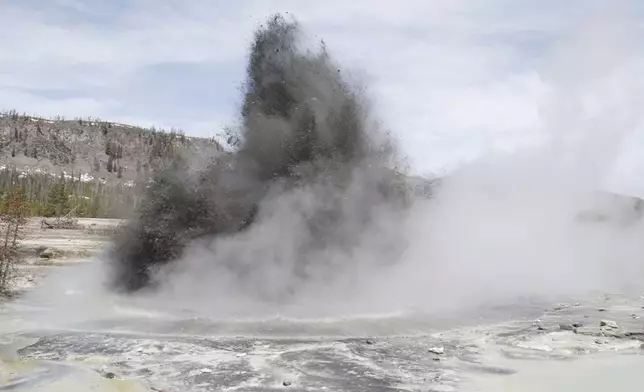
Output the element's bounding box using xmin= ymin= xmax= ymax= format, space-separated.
xmin=20 ymin=217 xmax=123 ymax=260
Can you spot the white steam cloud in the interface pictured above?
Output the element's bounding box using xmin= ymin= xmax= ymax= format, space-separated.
xmin=20 ymin=4 xmax=644 ymax=332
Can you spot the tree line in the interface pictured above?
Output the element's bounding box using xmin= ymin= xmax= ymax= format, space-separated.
xmin=0 ymin=168 xmax=142 ymax=219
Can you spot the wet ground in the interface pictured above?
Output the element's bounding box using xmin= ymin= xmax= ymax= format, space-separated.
xmin=1 ymin=290 xmax=644 ymax=391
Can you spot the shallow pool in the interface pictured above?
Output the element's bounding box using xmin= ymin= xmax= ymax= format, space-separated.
xmin=468 ymin=353 xmax=644 ymax=392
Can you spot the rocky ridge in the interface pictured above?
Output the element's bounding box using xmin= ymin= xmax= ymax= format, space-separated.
xmin=0 ymin=110 xmax=223 ymax=184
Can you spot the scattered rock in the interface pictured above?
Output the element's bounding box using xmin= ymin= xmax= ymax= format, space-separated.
xmin=365 ymin=339 xmax=375 ymax=345
xmin=38 ymin=248 xmax=57 ymax=259
xmin=624 ymin=332 xmax=644 ymax=340
xmin=283 ymin=381 xmax=292 ymax=387
xmin=428 ymin=347 xmax=445 ymax=355
xmin=104 ymin=372 xmax=116 ymax=379
xmin=598 ymin=308 xmax=607 ymax=312
xmin=595 ymin=339 xmax=605 ymax=345
xmin=600 ymin=320 xmax=618 ymax=329
xmin=632 ymin=314 xmax=640 ymax=320
xmin=432 ymin=357 xmax=440 ymax=361
xmin=572 ymin=322 xmax=583 ymax=328
xmin=559 ymin=323 xmax=577 ymax=332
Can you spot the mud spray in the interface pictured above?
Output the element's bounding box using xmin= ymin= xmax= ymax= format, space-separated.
xmin=22 ymin=7 xmax=644 ymax=326
xmin=108 ymin=14 xmax=409 ymax=299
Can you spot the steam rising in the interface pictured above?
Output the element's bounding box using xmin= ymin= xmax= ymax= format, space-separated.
xmin=107 ymin=14 xmax=410 ymax=301
xmin=21 ymin=8 xmax=644 ymax=326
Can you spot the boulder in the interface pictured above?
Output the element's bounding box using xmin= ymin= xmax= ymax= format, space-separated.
xmin=428 ymin=347 xmax=445 ymax=355
xmin=600 ymin=319 xmax=619 ymax=329
xmin=559 ymin=324 xmax=577 ymax=333
xmin=39 ymin=248 xmax=57 ymax=259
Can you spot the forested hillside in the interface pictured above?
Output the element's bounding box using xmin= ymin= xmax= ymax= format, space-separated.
xmin=0 ymin=110 xmax=223 ymax=218
xmin=0 ymin=110 xmax=436 ymax=219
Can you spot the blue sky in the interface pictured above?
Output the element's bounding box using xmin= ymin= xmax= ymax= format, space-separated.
xmin=1 ymin=0 xmax=643 ymax=177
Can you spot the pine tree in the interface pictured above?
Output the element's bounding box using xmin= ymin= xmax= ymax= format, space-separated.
xmin=90 ymin=193 xmax=101 ymax=218
xmin=107 ymin=156 xmax=114 ymax=173
xmin=44 ymin=183 xmax=69 ymax=217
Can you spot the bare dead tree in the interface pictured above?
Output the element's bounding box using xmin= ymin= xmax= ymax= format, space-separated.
xmin=0 ymin=188 xmax=28 ymax=296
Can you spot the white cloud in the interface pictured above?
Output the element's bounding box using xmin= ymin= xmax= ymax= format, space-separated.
xmin=0 ymin=0 xmax=642 ymax=174
xmin=0 ymin=88 xmax=111 ymax=118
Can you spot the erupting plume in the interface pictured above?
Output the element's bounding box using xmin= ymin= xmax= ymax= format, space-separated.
xmin=107 ymin=14 xmax=412 ymax=297
xmin=24 ymin=5 xmax=644 ymax=324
